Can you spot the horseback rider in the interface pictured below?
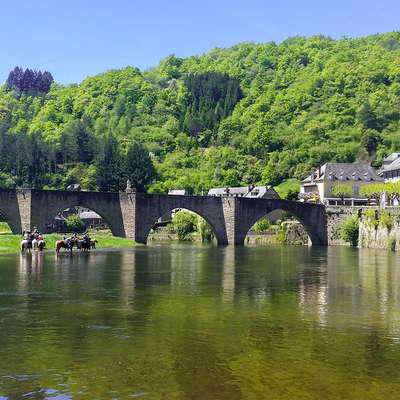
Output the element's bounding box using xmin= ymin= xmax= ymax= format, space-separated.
xmin=83 ymin=231 xmax=90 ymax=244
xmin=33 ymin=227 xmax=39 ymax=240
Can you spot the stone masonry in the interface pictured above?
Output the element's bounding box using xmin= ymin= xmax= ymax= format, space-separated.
xmin=0 ymin=189 xmax=328 ymax=246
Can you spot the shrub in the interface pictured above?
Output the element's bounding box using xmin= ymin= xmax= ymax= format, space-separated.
xmin=379 ymin=210 xmax=392 ymax=230
xmin=388 ymin=236 xmax=397 ymax=251
xmin=65 ymin=214 xmax=85 ymax=232
xmin=251 ymin=218 xmax=271 ymax=232
xmin=363 ymin=208 xmax=378 ymax=228
xmin=172 ymin=210 xmax=197 ymax=240
xmin=197 ymin=217 xmax=214 ymax=242
xmin=340 ymin=216 xmax=359 ymax=246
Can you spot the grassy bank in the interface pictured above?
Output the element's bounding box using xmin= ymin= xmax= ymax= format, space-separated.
xmin=0 ymin=232 xmax=138 ymax=253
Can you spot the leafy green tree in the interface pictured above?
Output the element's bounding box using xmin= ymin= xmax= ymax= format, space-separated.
xmin=340 ymin=216 xmax=359 ymax=247
xmin=359 ymin=184 xmax=384 ymax=203
xmin=65 ymin=215 xmax=85 ymax=232
xmin=197 ymin=216 xmax=214 ymax=242
xmin=332 ymin=184 xmax=354 ymax=204
xmin=172 ymin=210 xmax=197 ymax=241
xmin=383 ymin=182 xmax=400 ymax=204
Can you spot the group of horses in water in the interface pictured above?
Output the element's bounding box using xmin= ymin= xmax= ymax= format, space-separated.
xmin=20 ymin=231 xmax=98 ymax=253
xmin=55 ymin=236 xmax=98 ymax=253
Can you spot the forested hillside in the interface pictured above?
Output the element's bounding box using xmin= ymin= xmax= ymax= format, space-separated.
xmin=1 ymin=31 xmax=400 ymax=196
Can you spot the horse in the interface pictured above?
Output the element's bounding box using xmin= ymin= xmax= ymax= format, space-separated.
xmin=20 ymin=239 xmax=32 ymax=253
xmin=78 ymin=237 xmax=96 ymax=251
xmin=55 ymin=239 xmax=77 ymax=253
xmin=37 ymin=240 xmax=46 ymax=251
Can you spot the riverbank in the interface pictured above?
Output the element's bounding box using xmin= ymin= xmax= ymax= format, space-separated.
xmin=149 ymin=231 xmax=283 ymax=245
xmin=0 ymin=233 xmax=138 ymax=253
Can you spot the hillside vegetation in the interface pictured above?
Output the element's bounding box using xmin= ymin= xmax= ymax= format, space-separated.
xmin=1 ymin=31 xmax=400 ymax=195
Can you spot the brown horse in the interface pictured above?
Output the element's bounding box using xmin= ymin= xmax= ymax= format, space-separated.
xmin=55 ymin=239 xmax=77 ymax=253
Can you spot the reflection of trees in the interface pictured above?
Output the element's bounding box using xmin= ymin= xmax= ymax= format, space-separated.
xmin=5 ymin=247 xmax=400 ymax=397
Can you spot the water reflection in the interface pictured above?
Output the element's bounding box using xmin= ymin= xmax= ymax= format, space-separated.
xmin=120 ymin=250 xmax=135 ymax=305
xmin=222 ymin=246 xmax=235 ymax=302
xmin=4 ymin=245 xmax=400 ymax=398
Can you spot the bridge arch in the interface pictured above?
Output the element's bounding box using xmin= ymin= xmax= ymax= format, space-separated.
xmin=134 ymin=194 xmax=229 ymax=245
xmin=0 ymin=209 xmax=17 ymax=234
xmin=30 ymin=190 xmax=126 ymax=237
xmin=235 ymin=198 xmax=327 ymax=246
xmin=145 ymin=207 xmax=221 ymax=244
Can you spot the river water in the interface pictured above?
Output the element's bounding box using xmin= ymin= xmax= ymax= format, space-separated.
xmin=1 ymin=244 xmax=400 ymax=399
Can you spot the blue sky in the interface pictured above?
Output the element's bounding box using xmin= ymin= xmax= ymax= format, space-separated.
xmin=1 ymin=0 xmax=399 ymax=85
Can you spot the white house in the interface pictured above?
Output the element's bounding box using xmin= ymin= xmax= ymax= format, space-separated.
xmin=379 ymin=153 xmax=400 ymax=182
xmin=300 ymin=163 xmax=383 ymax=205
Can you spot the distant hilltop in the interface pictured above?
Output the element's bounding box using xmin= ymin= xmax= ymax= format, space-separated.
xmin=0 ymin=31 xmax=399 ymax=199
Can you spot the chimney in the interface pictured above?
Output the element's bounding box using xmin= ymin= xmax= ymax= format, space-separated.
xmin=316 ymin=166 xmax=321 ymax=179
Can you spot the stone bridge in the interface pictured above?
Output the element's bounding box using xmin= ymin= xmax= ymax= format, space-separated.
xmin=0 ymin=189 xmax=328 ymax=246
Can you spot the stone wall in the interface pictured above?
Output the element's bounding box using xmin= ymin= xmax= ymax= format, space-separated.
xmin=325 ymin=206 xmax=358 ymax=246
xmin=359 ymin=209 xmax=400 ymax=251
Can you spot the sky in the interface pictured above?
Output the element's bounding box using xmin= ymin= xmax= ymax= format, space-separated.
xmin=1 ymin=0 xmax=399 ymax=85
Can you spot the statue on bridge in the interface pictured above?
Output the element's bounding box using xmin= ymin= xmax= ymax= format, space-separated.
xmin=126 ymin=179 xmax=136 ymax=193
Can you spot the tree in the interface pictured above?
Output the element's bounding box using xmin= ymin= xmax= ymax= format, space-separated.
xmin=340 ymin=216 xmax=359 ymax=246
xmin=331 ymin=184 xmax=354 ymax=204
xmin=172 ymin=210 xmax=197 ymax=240
xmin=5 ymin=67 xmax=54 ymax=95
xmin=197 ymin=216 xmax=214 ymax=242
xmin=65 ymin=215 xmax=85 ymax=232
xmin=95 ymin=134 xmax=124 ymax=192
xmin=383 ymin=182 xmax=400 ymax=205
xmin=359 ymin=184 xmax=384 ymax=203
xmin=124 ymin=142 xmax=157 ymax=192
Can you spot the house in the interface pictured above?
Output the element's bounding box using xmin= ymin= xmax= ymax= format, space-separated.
xmin=207 ymin=185 xmax=280 ymax=199
xmin=168 ymin=189 xmax=188 ymax=195
xmin=300 ymin=163 xmax=383 ymax=205
xmin=379 ymin=153 xmax=400 ymax=182
xmin=79 ymin=211 xmax=105 ymax=230
xmin=49 ymin=207 xmax=106 ymax=232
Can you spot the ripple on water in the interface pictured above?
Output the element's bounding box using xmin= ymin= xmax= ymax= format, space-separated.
xmin=86 ymin=324 xmax=112 ymax=329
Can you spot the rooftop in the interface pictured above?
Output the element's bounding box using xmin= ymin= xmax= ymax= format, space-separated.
xmin=380 ymin=153 xmax=400 ymax=172
xmin=207 ymin=186 xmax=276 ymax=198
xmin=301 ymin=163 xmax=383 ymax=184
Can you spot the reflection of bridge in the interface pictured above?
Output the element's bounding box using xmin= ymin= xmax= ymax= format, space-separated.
xmin=0 ymin=189 xmax=328 ymax=246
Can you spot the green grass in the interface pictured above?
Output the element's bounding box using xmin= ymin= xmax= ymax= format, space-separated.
xmin=0 ymin=232 xmax=138 ymax=254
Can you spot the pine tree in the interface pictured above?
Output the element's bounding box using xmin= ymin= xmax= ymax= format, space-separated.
xmin=124 ymin=142 xmax=157 ymax=192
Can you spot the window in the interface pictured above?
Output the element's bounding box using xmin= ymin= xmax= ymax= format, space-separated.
xmin=305 ymin=185 xmax=317 ymax=193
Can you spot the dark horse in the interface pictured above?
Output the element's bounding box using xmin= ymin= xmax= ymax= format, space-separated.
xmin=78 ymin=238 xmax=98 ymax=251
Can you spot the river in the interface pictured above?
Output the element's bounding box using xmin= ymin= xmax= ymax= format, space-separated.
xmin=1 ymin=244 xmax=400 ymax=399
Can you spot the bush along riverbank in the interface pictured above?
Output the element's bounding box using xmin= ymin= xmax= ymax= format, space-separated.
xmin=358 ymin=209 xmax=400 ymax=251
xmin=0 ymin=232 xmax=138 ymax=254
xmin=337 ymin=208 xmax=400 ymax=251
